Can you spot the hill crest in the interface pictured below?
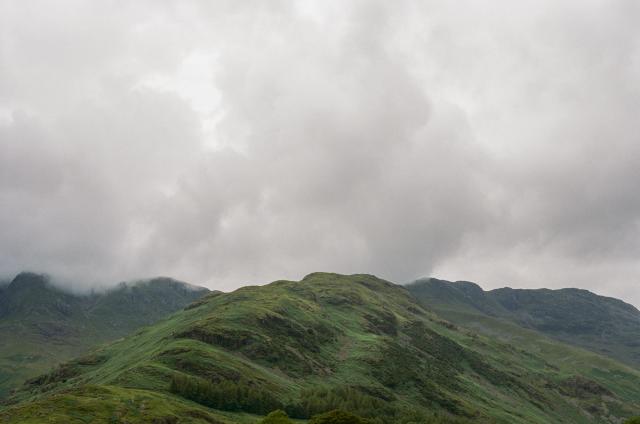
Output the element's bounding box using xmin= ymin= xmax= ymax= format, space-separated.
xmin=408 ymin=277 xmax=640 ymax=367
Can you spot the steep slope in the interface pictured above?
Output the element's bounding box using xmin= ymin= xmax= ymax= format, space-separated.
xmin=0 ymin=272 xmax=209 ymax=398
xmin=4 ymin=273 xmax=640 ymax=423
xmin=408 ymin=278 xmax=640 ymax=368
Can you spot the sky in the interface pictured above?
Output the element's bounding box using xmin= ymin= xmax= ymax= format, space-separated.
xmin=1 ymin=1 xmax=640 ymax=303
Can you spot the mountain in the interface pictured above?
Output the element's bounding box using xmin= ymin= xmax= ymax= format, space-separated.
xmin=0 ymin=272 xmax=209 ymax=398
xmin=3 ymin=273 xmax=640 ymax=423
xmin=407 ymin=278 xmax=640 ymax=368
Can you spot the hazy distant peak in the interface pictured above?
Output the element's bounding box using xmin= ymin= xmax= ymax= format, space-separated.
xmin=2 ymin=272 xmax=210 ymax=297
xmin=121 ymin=277 xmax=209 ymax=293
xmin=7 ymin=272 xmax=51 ymax=291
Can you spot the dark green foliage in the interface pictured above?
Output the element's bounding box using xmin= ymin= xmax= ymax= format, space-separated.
xmin=258 ymin=410 xmax=293 ymax=424
xmin=363 ymin=310 xmax=398 ymax=336
xmin=284 ymin=386 xmax=391 ymax=420
xmin=23 ymin=352 xmax=107 ymax=389
xmin=367 ymin=339 xmax=462 ymax=413
xmin=309 ymin=410 xmax=368 ymax=424
xmin=258 ymin=313 xmax=335 ymax=347
xmin=625 ymin=418 xmax=640 ymax=424
xmin=307 ymin=409 xmax=476 ymax=424
xmin=175 ymin=327 xmax=253 ymax=350
xmin=159 ymin=349 xmax=242 ymax=383
xmin=241 ymin=339 xmax=316 ymax=376
xmin=25 ymin=363 xmax=80 ymax=387
xmin=169 ymin=374 xmax=282 ymax=415
xmin=368 ymin=322 xmax=478 ymax=413
xmin=559 ymin=376 xmax=613 ymax=398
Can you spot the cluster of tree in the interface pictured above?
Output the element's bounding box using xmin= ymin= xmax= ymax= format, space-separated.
xmin=171 ymin=376 xmax=387 ymax=420
xmin=169 ymin=374 xmax=282 ymax=415
xmin=171 ymin=375 xmax=477 ymax=424
xmin=308 ymin=410 xmax=370 ymax=424
xmin=283 ymin=386 xmax=390 ymax=420
xmin=285 ymin=387 xmax=470 ymax=423
xmin=257 ymin=409 xmax=476 ymax=424
xmin=258 ymin=409 xmax=368 ymax=424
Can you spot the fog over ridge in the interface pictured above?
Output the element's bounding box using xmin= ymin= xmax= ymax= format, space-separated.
xmin=1 ymin=1 xmax=640 ymax=304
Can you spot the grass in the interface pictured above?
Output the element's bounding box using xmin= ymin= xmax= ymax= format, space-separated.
xmin=3 ymin=272 xmax=640 ymax=423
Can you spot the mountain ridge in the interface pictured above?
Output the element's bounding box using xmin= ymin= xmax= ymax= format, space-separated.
xmin=4 ymin=272 xmax=640 ymax=423
xmin=407 ymin=277 xmax=640 ymax=368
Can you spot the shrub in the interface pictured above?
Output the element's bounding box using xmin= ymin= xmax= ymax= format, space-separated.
xmin=258 ymin=410 xmax=293 ymax=424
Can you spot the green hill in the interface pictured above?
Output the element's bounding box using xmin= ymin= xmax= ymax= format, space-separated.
xmin=407 ymin=278 xmax=640 ymax=368
xmin=0 ymin=272 xmax=209 ymax=398
xmin=3 ymin=273 xmax=640 ymax=423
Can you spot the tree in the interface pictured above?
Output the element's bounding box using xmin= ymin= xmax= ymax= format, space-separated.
xmin=625 ymin=418 xmax=640 ymax=424
xmin=258 ymin=410 xmax=293 ymax=424
xmin=308 ymin=409 xmax=369 ymax=424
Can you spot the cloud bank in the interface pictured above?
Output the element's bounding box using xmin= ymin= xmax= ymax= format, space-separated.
xmin=1 ymin=1 xmax=640 ymax=303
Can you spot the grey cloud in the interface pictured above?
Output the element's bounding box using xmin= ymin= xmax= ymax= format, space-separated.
xmin=430 ymin=0 xmax=640 ymax=302
xmin=1 ymin=1 xmax=640 ymax=304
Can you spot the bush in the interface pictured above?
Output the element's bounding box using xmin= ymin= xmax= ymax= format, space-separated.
xmin=258 ymin=410 xmax=293 ymax=424
xmin=625 ymin=418 xmax=640 ymax=424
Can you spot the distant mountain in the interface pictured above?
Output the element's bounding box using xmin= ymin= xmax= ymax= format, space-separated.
xmin=4 ymin=273 xmax=640 ymax=423
xmin=407 ymin=278 xmax=640 ymax=368
xmin=0 ymin=272 xmax=208 ymax=398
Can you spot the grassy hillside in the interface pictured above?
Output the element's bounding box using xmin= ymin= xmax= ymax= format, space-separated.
xmin=408 ymin=278 xmax=640 ymax=367
xmin=3 ymin=273 xmax=640 ymax=423
xmin=0 ymin=272 xmax=208 ymax=398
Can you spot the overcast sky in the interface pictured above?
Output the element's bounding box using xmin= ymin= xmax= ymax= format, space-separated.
xmin=2 ymin=1 xmax=640 ymax=303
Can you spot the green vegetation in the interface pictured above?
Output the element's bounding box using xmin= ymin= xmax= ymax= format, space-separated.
xmin=3 ymin=272 xmax=640 ymax=423
xmin=170 ymin=374 xmax=282 ymax=415
xmin=0 ymin=385 xmax=231 ymax=424
xmin=285 ymin=387 xmax=390 ymax=420
xmin=308 ymin=410 xmax=367 ymax=424
xmin=258 ymin=410 xmax=294 ymax=424
xmin=408 ymin=277 xmax=640 ymax=368
xmin=0 ymin=272 xmax=208 ymax=398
